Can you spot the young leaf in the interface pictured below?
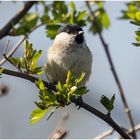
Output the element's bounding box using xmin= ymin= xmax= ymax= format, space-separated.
xmin=11 ymin=13 xmax=38 ymax=36
xmin=35 ymin=79 xmax=46 ymax=90
xmin=77 ymin=11 xmax=88 ymax=21
xmin=76 ymin=72 xmax=85 ymax=85
xmin=46 ymin=24 xmax=61 ymax=39
xmin=69 ymin=1 xmax=76 ymax=12
xmin=30 ymin=50 xmax=42 ymax=69
xmin=30 ymin=108 xmax=49 ymax=125
xmin=132 ymin=43 xmax=140 ymax=46
xmin=56 ymin=81 xmax=62 ymax=91
xmin=100 ymin=94 xmax=115 ymax=113
xmin=101 ymin=12 xmax=110 ymax=28
xmin=66 ymin=70 xmax=72 ymax=85
xmin=0 ymin=67 xmax=4 ymax=78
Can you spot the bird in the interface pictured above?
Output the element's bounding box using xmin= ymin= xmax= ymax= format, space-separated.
xmin=45 ymin=24 xmax=92 ymax=86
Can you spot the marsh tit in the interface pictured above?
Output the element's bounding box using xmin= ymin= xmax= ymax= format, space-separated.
xmin=45 ymin=24 xmax=92 ymax=85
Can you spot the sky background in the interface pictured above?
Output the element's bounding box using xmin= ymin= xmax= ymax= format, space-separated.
xmin=0 ymin=1 xmax=140 ymax=139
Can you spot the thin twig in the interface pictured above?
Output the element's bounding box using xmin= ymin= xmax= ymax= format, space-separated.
xmin=0 ymin=23 xmax=43 ymax=66
xmin=0 ymin=1 xmax=36 ymax=39
xmin=48 ymin=112 xmax=69 ymax=139
xmin=96 ymin=123 xmax=140 ymax=139
xmin=0 ymin=68 xmax=131 ymax=139
xmin=94 ymin=129 xmax=114 ymax=139
xmin=86 ymin=1 xmax=136 ymax=138
xmin=128 ymin=123 xmax=140 ymax=135
xmin=3 ymin=41 xmax=22 ymax=72
xmin=0 ymin=36 xmax=27 ymax=66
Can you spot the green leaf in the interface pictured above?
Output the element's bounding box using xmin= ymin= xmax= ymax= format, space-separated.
xmin=11 ymin=26 xmax=27 ymax=36
xmin=135 ymin=36 xmax=140 ymax=42
xmin=69 ymin=2 xmax=76 ymax=12
xmin=31 ymin=50 xmax=42 ymax=69
xmin=110 ymin=94 xmax=115 ymax=105
xmin=96 ymin=1 xmax=104 ymax=8
xmin=76 ymin=86 xmax=89 ymax=96
xmin=76 ymin=72 xmax=85 ymax=85
xmin=0 ymin=67 xmax=4 ymax=78
xmin=34 ymin=102 xmax=46 ymax=110
xmin=51 ymin=1 xmax=68 ymax=19
xmin=22 ymin=13 xmax=38 ymax=29
xmin=135 ymin=30 xmax=140 ymax=36
xmin=132 ymin=43 xmax=140 ymax=46
xmin=30 ymin=108 xmax=48 ymax=125
xmin=35 ymin=79 xmax=46 ymax=90
xmin=56 ymin=81 xmax=62 ymax=91
xmin=0 ymin=67 xmax=4 ymax=73
xmin=66 ymin=70 xmax=72 ymax=85
xmin=101 ymin=12 xmax=110 ymax=28
xmin=9 ymin=57 xmax=21 ymax=65
xmin=46 ymin=24 xmax=61 ymax=39
xmin=41 ymin=14 xmax=50 ymax=24
xmin=77 ymin=11 xmax=88 ymax=21
xmin=11 ymin=13 xmax=38 ymax=36
xmin=100 ymin=94 xmax=115 ymax=113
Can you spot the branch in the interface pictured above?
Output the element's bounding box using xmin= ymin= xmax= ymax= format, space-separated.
xmin=0 ymin=36 xmax=27 ymax=66
xmin=0 ymin=68 xmax=131 ymax=139
xmin=3 ymin=41 xmax=23 ymax=72
xmin=85 ymin=2 xmax=136 ymax=139
xmin=48 ymin=113 xmax=69 ymax=139
xmin=128 ymin=124 xmax=140 ymax=134
xmin=94 ymin=129 xmax=114 ymax=139
xmin=0 ymin=23 xmax=43 ymax=66
xmin=72 ymin=98 xmax=131 ymax=139
xmin=0 ymin=1 xmax=36 ymax=39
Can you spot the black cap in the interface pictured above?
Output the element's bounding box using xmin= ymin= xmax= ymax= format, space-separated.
xmin=58 ymin=24 xmax=83 ymax=35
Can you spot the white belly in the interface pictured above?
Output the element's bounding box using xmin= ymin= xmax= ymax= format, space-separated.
xmin=45 ymin=46 xmax=92 ymax=85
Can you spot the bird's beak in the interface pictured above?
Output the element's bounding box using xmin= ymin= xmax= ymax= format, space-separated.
xmin=78 ymin=31 xmax=84 ymax=35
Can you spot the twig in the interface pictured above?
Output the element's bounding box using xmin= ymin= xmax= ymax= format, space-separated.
xmin=0 ymin=68 xmax=131 ymax=139
xmin=96 ymin=123 xmax=140 ymax=139
xmin=0 ymin=36 xmax=27 ymax=66
xmin=3 ymin=41 xmax=23 ymax=72
xmin=48 ymin=112 xmax=69 ymax=139
xmin=94 ymin=129 xmax=114 ymax=139
xmin=72 ymin=98 xmax=131 ymax=139
xmin=0 ymin=23 xmax=43 ymax=66
xmin=0 ymin=1 xmax=36 ymax=39
xmin=86 ymin=1 xmax=136 ymax=138
xmin=128 ymin=123 xmax=140 ymax=136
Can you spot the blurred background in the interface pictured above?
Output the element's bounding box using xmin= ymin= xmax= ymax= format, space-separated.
xmin=0 ymin=1 xmax=140 ymax=139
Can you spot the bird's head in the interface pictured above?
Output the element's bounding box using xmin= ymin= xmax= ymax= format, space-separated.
xmin=54 ymin=24 xmax=86 ymax=47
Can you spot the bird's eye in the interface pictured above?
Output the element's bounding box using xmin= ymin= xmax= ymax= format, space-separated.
xmin=67 ymin=30 xmax=71 ymax=34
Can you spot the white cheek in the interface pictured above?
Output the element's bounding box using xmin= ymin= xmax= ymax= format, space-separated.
xmin=54 ymin=32 xmax=75 ymax=45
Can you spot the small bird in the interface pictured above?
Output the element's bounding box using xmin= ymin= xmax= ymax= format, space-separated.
xmin=45 ymin=24 xmax=92 ymax=86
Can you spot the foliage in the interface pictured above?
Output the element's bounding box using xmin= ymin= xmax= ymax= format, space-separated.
xmin=0 ymin=1 xmax=114 ymax=125
xmin=0 ymin=67 xmax=4 ymax=78
xmin=30 ymin=71 xmax=88 ymax=124
xmin=10 ymin=13 xmax=38 ymax=36
xmin=9 ymin=1 xmax=110 ymax=39
xmin=42 ymin=1 xmax=88 ymax=39
xmin=87 ymin=1 xmax=110 ymax=34
xmin=121 ymin=2 xmax=140 ymax=46
xmin=9 ymin=40 xmax=43 ymax=75
xmin=100 ymin=94 xmax=115 ymax=114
